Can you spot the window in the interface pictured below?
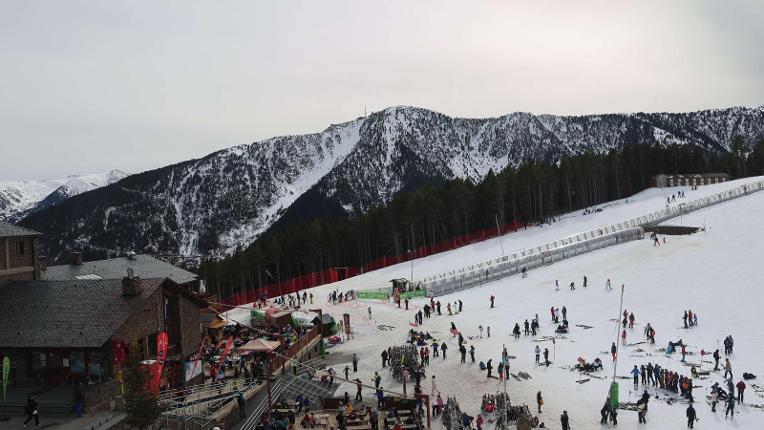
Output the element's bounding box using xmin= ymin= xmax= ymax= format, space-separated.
xmin=16 ymin=241 xmax=25 ymax=256
xmin=70 ymin=352 xmax=86 ymax=374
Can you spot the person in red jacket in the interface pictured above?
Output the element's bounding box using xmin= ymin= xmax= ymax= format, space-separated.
xmin=736 ymin=380 xmax=746 ymax=403
xmin=611 ymin=342 xmax=617 ymax=361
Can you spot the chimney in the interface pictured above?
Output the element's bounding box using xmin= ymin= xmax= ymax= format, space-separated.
xmin=122 ymin=268 xmax=142 ymax=296
xmin=38 ymin=256 xmax=48 ymax=272
xmin=70 ymin=251 xmax=83 ymax=266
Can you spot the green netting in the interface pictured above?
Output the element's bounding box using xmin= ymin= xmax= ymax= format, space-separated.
xmin=356 ymin=289 xmax=426 ymax=300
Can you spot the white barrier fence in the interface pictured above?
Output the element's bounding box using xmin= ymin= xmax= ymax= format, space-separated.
xmin=422 ymin=179 xmax=764 ymax=297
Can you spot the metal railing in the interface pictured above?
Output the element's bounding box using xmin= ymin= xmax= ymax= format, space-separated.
xmin=422 ymin=179 xmax=764 ymax=296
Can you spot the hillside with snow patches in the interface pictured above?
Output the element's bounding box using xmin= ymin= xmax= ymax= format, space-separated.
xmin=0 ymin=170 xmax=127 ymax=222
xmin=19 ymin=105 xmax=764 ymax=262
xmin=239 ymin=176 xmax=764 ymax=430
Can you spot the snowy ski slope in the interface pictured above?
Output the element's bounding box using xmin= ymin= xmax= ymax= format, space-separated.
xmin=316 ymin=179 xmax=764 ymax=429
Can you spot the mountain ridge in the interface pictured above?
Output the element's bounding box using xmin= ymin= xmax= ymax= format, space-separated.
xmin=17 ymin=105 xmax=764 ymax=262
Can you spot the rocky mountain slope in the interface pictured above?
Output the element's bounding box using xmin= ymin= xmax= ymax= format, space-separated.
xmin=18 ymin=105 xmax=764 ymax=262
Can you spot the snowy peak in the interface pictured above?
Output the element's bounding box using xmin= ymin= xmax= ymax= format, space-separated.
xmin=0 ymin=170 xmax=128 ymax=222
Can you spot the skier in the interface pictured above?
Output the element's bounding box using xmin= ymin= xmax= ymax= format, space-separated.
xmin=562 ymin=306 xmax=567 ymax=320
xmin=536 ymin=391 xmax=543 ymax=414
xmin=513 ymin=323 xmax=521 ymax=338
xmin=487 ymin=326 xmax=491 ymax=338
xmin=368 ymin=306 xmax=373 ymax=320
xmin=621 ymin=330 xmax=627 ymax=346
xmin=569 ymin=281 xmax=575 ymax=291
xmin=683 ymin=311 xmax=688 ymax=328
xmin=583 ymin=275 xmax=587 ymax=287
xmin=605 ymin=278 xmax=612 ymax=291
xmin=555 ymin=280 xmax=560 ymax=291
xmin=543 ymin=348 xmax=550 ymax=366
xmin=531 ymin=319 xmax=538 ymax=336
xmin=524 ymin=319 xmax=530 ymax=336
xmin=687 ymin=404 xmax=697 ymax=428
xmin=440 ymin=342 xmax=448 ymax=359
xmin=736 ymin=380 xmax=746 ymax=403
xmin=629 ymin=312 xmax=635 ymax=329
xmin=469 ymin=345 xmax=475 ymax=363
xmin=486 ymin=359 xmax=493 ymax=378
xmin=631 ymin=365 xmax=640 ymax=390
xmin=459 ymin=345 xmax=466 ymax=363
xmin=352 ymin=354 xmax=358 ymax=372
xmin=560 ymin=411 xmax=570 ymax=430
xmin=458 ymin=300 xmax=463 ymax=313
xmin=478 ymin=325 xmax=484 ymax=338
xmin=490 ymin=295 xmax=495 ymax=308
xmin=535 ymin=345 xmax=541 ymax=364
xmin=611 ymin=342 xmax=617 ymax=361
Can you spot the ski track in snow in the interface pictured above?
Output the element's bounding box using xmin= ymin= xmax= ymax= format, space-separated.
xmin=245 ymin=176 xmax=764 ymax=430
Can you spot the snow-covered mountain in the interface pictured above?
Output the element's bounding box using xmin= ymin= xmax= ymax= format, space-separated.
xmin=19 ymin=105 xmax=764 ymax=262
xmin=0 ymin=170 xmax=127 ymax=222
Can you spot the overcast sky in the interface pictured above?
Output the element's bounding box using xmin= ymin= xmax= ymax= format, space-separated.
xmin=1 ymin=0 xmax=763 ymax=180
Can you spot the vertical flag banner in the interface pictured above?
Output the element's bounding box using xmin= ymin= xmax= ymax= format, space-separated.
xmin=2 ymin=356 xmax=10 ymax=401
xmin=151 ymin=332 xmax=169 ymax=395
xmin=216 ymin=336 xmax=234 ymax=380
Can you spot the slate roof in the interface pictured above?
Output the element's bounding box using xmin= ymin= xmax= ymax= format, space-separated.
xmin=43 ymin=254 xmax=198 ymax=285
xmin=0 ymin=278 xmax=165 ymax=348
xmin=0 ymin=221 xmax=41 ymax=238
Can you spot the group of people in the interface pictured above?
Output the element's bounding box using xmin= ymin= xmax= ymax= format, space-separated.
xmin=682 ymin=310 xmax=699 ymax=328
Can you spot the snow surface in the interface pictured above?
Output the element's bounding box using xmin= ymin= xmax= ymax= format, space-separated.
xmin=245 ymin=176 xmax=764 ymax=429
xmin=303 ymin=185 xmax=764 ymax=429
xmin=307 ymin=176 xmax=764 ymax=293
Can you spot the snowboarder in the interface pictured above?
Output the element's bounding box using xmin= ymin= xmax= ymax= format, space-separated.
xmin=560 ymin=411 xmax=570 ymax=430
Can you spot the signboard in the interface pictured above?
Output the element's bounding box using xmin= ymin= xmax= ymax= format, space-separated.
xmin=184 ymin=360 xmax=203 ymax=382
xmin=2 ymin=356 xmax=10 ymax=401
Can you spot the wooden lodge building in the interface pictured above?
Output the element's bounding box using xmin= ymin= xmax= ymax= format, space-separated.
xmin=0 ymin=221 xmax=42 ymax=284
xmin=0 ymin=222 xmax=208 ymax=395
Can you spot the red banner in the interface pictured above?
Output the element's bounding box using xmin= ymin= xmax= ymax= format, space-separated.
xmin=150 ymin=332 xmax=169 ymax=395
xmin=111 ymin=340 xmax=127 ymax=366
xmin=191 ymin=336 xmax=208 ymax=379
xmin=215 ymin=336 xmax=234 ymax=381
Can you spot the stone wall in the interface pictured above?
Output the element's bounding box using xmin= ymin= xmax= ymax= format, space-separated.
xmin=178 ymin=292 xmax=202 ymax=358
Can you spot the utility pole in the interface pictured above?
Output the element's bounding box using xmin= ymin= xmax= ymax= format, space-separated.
xmin=495 ymin=214 xmax=505 ymax=255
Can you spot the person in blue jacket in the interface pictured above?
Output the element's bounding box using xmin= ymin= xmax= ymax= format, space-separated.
xmin=631 ymin=365 xmax=641 ymax=389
